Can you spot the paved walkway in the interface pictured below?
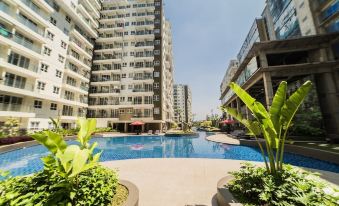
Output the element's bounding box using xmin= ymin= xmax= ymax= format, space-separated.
xmin=206 ymin=133 xmax=240 ymax=145
xmin=101 ymin=159 xmax=339 ymax=206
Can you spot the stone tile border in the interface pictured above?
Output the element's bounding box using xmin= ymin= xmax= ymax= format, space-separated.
xmin=120 ymin=180 xmax=139 ymax=206
xmin=206 ymin=134 xmax=240 ymax=145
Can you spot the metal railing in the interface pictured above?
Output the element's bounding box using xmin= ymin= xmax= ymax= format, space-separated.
xmin=20 ymin=0 xmax=48 ymax=19
xmin=0 ymin=103 xmax=33 ymax=113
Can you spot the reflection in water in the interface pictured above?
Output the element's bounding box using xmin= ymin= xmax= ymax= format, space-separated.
xmin=1 ymin=132 xmax=339 ymax=177
xmin=98 ymin=136 xmax=196 ymax=158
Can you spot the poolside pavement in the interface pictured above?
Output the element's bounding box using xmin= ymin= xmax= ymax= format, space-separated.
xmin=101 ymin=158 xmax=339 ymax=206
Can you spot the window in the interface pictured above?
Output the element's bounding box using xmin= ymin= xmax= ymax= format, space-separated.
xmin=155 ymin=40 xmax=161 ymax=45
xmin=40 ymin=63 xmax=48 ymax=72
xmin=122 ymin=74 xmax=126 ymax=78
xmin=154 ymin=82 xmax=160 ymax=89
xmin=50 ymin=103 xmax=57 ymax=110
xmin=34 ymin=100 xmax=42 ymax=108
xmin=155 ymin=2 xmax=161 ymax=6
xmin=58 ymin=55 xmax=65 ymax=63
xmin=154 ymin=71 xmax=160 ymax=77
xmin=43 ymin=47 xmax=51 ymax=56
xmin=61 ymin=41 xmax=67 ymax=49
xmin=153 ymin=95 xmax=160 ymax=101
xmin=128 ymin=97 xmax=132 ymax=102
xmin=56 ymin=70 xmax=62 ymax=78
xmin=47 ymin=31 xmax=54 ymax=40
xmin=50 ymin=17 xmax=57 ymax=26
xmin=30 ymin=121 xmax=40 ymax=130
xmin=154 ymin=29 xmax=160 ymax=34
xmin=154 ymin=60 xmax=160 ymax=66
xmin=8 ymin=52 xmax=30 ymax=69
xmin=302 ymin=16 xmax=307 ymax=22
xmin=65 ymin=15 xmax=71 ymax=23
xmin=37 ymin=81 xmax=46 ymax=90
xmin=154 ymin=50 xmax=160 ymax=55
xmin=53 ymin=86 xmax=60 ymax=94
xmin=154 ymin=107 xmax=160 ymax=114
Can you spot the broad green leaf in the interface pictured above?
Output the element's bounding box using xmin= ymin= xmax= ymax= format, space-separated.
xmin=31 ymin=131 xmax=67 ymax=154
xmin=77 ymin=118 xmax=97 ymax=147
xmin=280 ymin=81 xmax=312 ymax=131
xmin=270 ymin=81 xmax=287 ymax=134
xmin=69 ymin=149 xmax=90 ymax=177
xmin=229 ymin=83 xmax=256 ymax=112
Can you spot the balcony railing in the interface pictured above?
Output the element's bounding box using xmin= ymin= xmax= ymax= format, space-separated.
xmin=20 ymin=0 xmax=48 ymax=19
xmin=132 ymin=89 xmax=153 ymax=92
xmin=1 ymin=81 xmax=35 ymax=92
xmin=0 ymin=27 xmax=12 ymax=38
xmin=13 ymin=35 xmax=41 ymax=53
xmin=16 ymin=15 xmax=45 ymax=36
xmin=91 ymin=89 xmax=120 ymax=94
xmin=0 ymin=103 xmax=34 ymax=113
xmin=80 ymin=85 xmax=89 ymax=91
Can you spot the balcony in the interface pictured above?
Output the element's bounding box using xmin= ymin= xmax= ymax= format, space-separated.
xmin=90 ymin=89 xmax=120 ymax=94
xmin=132 ymin=89 xmax=153 ymax=93
xmin=16 ymin=15 xmax=45 ymax=36
xmin=20 ymin=0 xmax=48 ymax=19
xmin=80 ymin=85 xmax=89 ymax=91
xmin=0 ymin=80 xmax=35 ymax=92
xmin=0 ymin=103 xmax=35 ymax=117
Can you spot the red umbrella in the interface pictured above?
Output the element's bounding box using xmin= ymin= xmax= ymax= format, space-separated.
xmin=220 ymin=119 xmax=235 ymax=124
xmin=130 ymin=121 xmax=145 ymax=126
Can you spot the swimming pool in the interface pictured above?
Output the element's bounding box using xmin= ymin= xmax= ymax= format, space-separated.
xmin=0 ymin=132 xmax=338 ymax=177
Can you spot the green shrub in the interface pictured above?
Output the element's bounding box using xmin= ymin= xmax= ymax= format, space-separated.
xmin=0 ymin=166 xmax=118 ymax=206
xmin=0 ymin=118 xmax=121 ymax=205
xmin=228 ymin=163 xmax=339 ymax=206
xmin=95 ymin=127 xmax=115 ymax=133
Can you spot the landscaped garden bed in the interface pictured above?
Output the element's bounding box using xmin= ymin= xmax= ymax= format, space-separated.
xmin=0 ymin=118 xmax=138 ymax=206
xmin=219 ymin=80 xmax=339 ymax=205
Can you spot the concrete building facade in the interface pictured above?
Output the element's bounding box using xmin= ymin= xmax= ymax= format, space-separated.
xmin=0 ymin=0 xmax=100 ymax=130
xmin=87 ymin=0 xmax=174 ymax=132
xmin=0 ymin=0 xmax=174 ymax=132
xmin=173 ymin=84 xmax=192 ymax=124
xmin=220 ymin=0 xmax=339 ymax=142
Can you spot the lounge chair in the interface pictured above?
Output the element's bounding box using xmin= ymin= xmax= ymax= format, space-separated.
xmin=155 ymin=130 xmax=160 ymax=135
xmin=148 ymin=130 xmax=153 ymax=135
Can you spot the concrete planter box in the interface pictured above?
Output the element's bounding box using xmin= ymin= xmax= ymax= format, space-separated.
xmin=217 ymin=176 xmax=243 ymax=206
xmin=119 ymin=180 xmax=139 ymax=206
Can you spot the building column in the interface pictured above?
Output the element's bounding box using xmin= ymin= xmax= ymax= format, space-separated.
xmin=315 ymin=72 xmax=339 ymax=143
xmin=124 ymin=123 xmax=128 ymax=133
xmin=159 ymin=123 xmax=163 ymax=133
xmin=263 ymin=72 xmax=274 ymax=109
xmin=141 ymin=124 xmax=145 ymax=133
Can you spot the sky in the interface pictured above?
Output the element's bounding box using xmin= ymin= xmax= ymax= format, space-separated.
xmin=164 ymin=0 xmax=266 ymax=120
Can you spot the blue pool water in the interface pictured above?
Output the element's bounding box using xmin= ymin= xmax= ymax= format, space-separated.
xmin=0 ymin=132 xmax=338 ymax=177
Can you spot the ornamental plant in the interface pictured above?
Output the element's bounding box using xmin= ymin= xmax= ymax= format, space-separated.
xmin=0 ymin=118 xmax=118 ymax=206
xmin=222 ymin=81 xmax=312 ymax=175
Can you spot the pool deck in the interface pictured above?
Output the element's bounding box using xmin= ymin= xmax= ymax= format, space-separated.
xmin=101 ymin=158 xmax=339 ymax=206
xmin=206 ymin=134 xmax=240 ymax=145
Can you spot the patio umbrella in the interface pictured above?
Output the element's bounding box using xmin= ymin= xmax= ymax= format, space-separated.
xmin=220 ymin=119 xmax=235 ymax=124
xmin=130 ymin=121 xmax=145 ymax=135
xmin=130 ymin=121 xmax=145 ymax=126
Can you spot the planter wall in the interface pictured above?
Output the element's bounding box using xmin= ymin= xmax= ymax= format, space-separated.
xmin=217 ymin=176 xmax=242 ymax=206
xmin=120 ymin=180 xmax=139 ymax=206
xmin=0 ymin=136 xmax=33 ymax=146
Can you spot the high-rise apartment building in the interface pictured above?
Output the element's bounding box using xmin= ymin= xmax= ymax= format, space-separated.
xmin=88 ymin=0 xmax=174 ymax=132
xmin=0 ymin=0 xmax=174 ymax=133
xmin=0 ymin=0 xmax=100 ymax=130
xmin=220 ymin=0 xmax=339 ymax=142
xmin=173 ymin=84 xmax=192 ymax=124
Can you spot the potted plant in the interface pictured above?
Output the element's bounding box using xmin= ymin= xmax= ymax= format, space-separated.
xmin=217 ymin=81 xmax=339 ymax=206
xmin=0 ymin=118 xmax=138 ymax=206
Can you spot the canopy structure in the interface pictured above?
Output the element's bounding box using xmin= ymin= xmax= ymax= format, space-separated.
xmin=130 ymin=121 xmax=145 ymax=126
